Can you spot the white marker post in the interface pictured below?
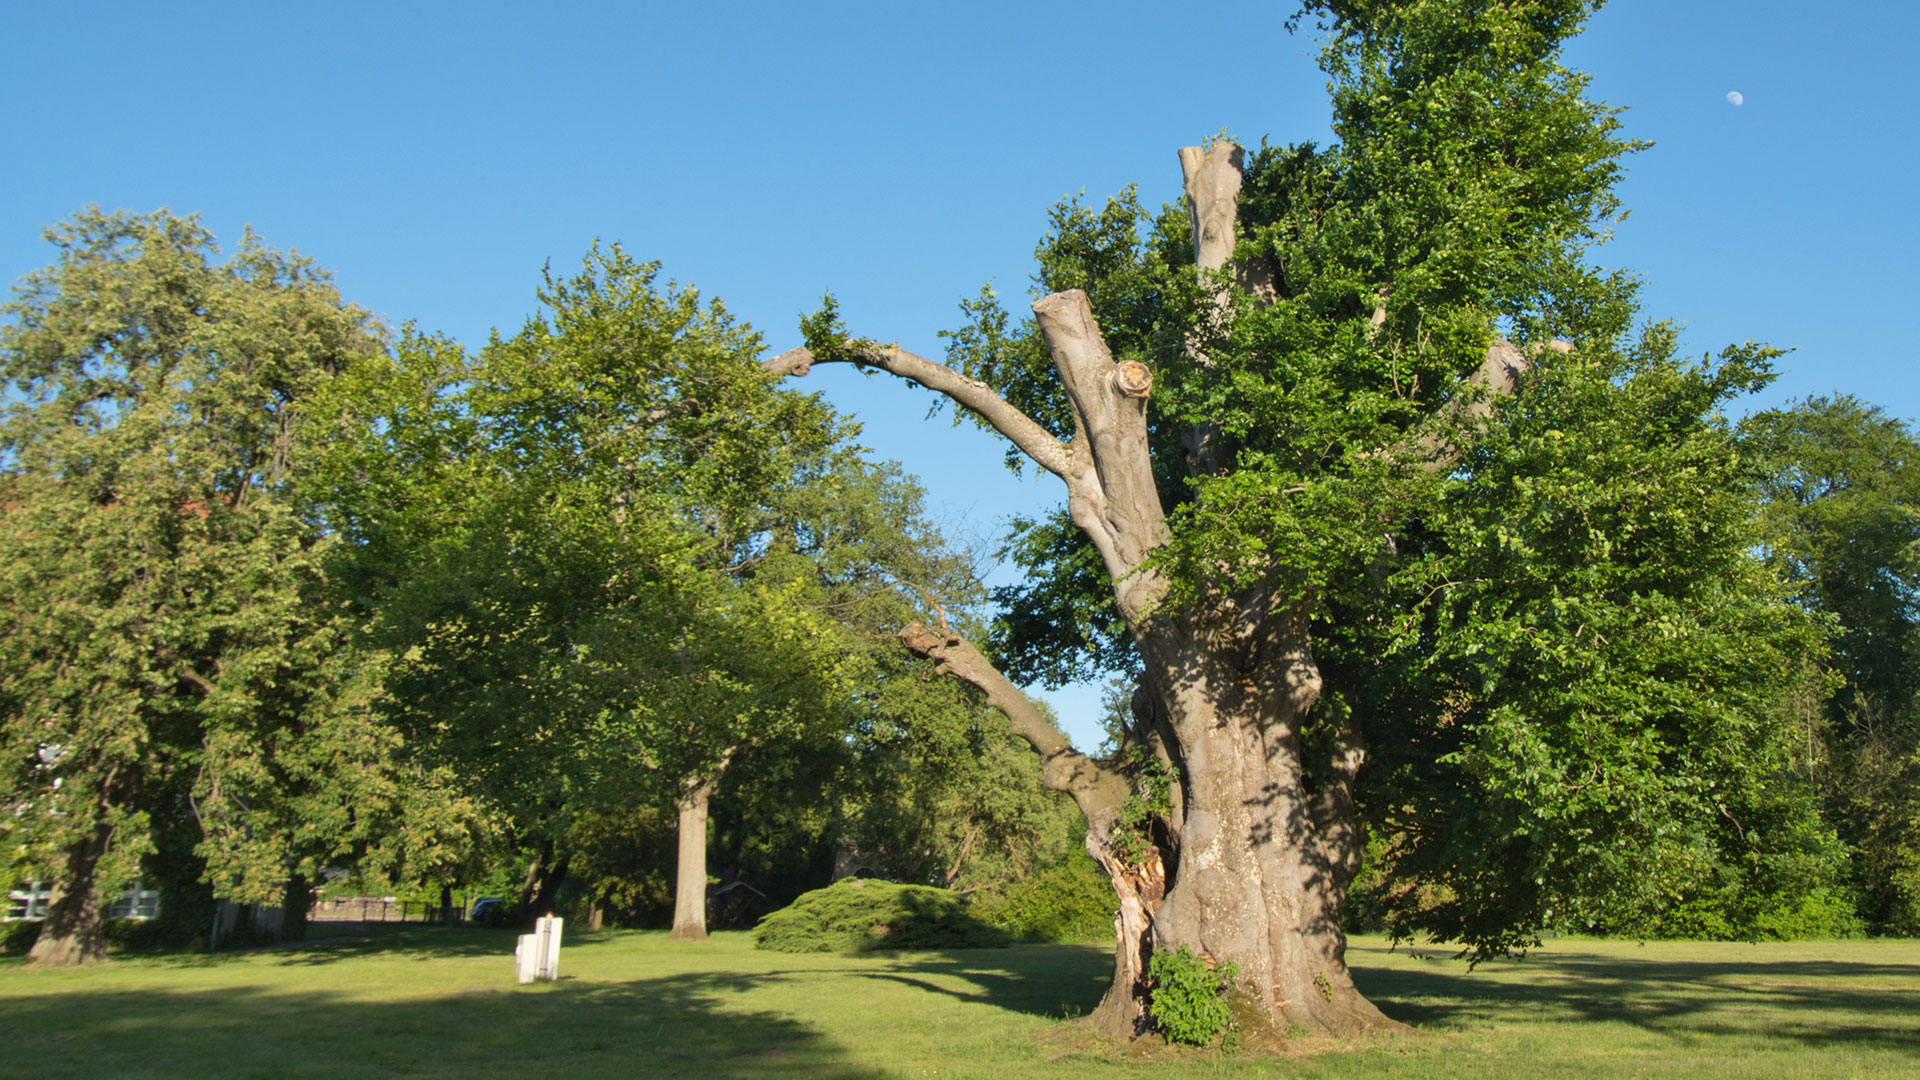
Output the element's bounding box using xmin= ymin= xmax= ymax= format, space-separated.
xmin=515 ymin=913 xmax=563 ymax=984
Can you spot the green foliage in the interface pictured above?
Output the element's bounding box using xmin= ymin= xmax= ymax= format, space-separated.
xmin=985 ymin=511 xmax=1133 ymax=687
xmin=958 ymin=0 xmax=1649 ymax=683
xmin=1 ymin=920 xmax=40 ymax=956
xmin=554 ymin=666 xmax=1092 ymax=930
xmin=968 ymin=850 xmax=1114 ymax=942
xmin=830 ymin=651 xmax=1087 ymax=895
xmin=751 ymin=878 xmax=1011 ymax=953
xmin=0 ymin=209 xmax=475 ymax=943
xmin=1743 ymin=395 xmax=1920 ymax=719
xmin=307 ymin=245 xmax=973 ymax=915
xmin=1108 ymin=753 xmax=1175 ymax=869
xmin=929 ymin=0 xmax=1843 ymax=959
xmin=1302 ymin=0 xmax=1638 ymax=337
xmin=1747 ymin=892 xmax=1866 ymax=941
xmin=1330 ymin=336 xmax=1843 ymax=953
xmin=1642 ymin=890 xmax=1860 ymax=943
xmin=1147 ymin=946 xmax=1240 ymax=1047
xmin=798 ymin=292 xmax=881 ymax=365
xmin=1742 ymin=395 xmax=1920 ymax=932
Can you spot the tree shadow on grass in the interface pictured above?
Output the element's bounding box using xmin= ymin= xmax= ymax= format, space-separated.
xmin=272 ymin=927 xmax=528 ymax=966
xmin=1350 ymin=947 xmax=1920 ymax=1053
xmin=852 ymin=943 xmax=1113 ymax=1021
xmin=0 ymin=968 xmax=893 ymax=1080
xmin=125 ymin=927 xmax=524 ymax=970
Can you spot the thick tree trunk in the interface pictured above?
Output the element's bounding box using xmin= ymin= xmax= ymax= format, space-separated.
xmin=517 ymin=838 xmax=570 ymax=923
xmin=1139 ymin=628 xmax=1391 ymax=1039
xmin=901 ymin=621 xmax=1387 ymax=1040
xmin=27 ymin=827 xmax=114 ymax=967
xmin=669 ymin=773 xmax=719 ymax=941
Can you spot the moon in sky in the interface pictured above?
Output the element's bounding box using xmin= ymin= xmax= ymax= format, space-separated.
xmin=1727 ymin=90 xmax=1745 ymax=106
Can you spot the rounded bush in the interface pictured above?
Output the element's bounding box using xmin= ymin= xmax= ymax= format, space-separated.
xmin=969 ymin=854 xmax=1115 ymax=942
xmin=752 ymin=878 xmax=1011 ymax=953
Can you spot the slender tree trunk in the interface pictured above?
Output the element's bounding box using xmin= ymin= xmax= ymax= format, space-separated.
xmin=1083 ymin=824 xmax=1168 ymax=1037
xmin=529 ymin=855 xmax=569 ymax=919
xmin=27 ymin=827 xmax=114 ymax=967
xmin=669 ymin=774 xmax=719 ymax=940
xmin=439 ymin=884 xmax=455 ymax=927
xmin=516 ymin=838 xmax=551 ymax=913
xmin=281 ymin=874 xmax=312 ymax=942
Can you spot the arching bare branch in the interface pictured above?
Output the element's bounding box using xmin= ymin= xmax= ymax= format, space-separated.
xmin=765 ymin=342 xmax=1072 ymax=480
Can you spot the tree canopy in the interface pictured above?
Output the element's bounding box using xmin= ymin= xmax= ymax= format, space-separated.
xmin=763 ymin=0 xmax=1844 ymax=1038
xmin=1743 ymin=395 xmax=1920 ymax=932
xmin=0 ymin=210 xmax=474 ymax=964
xmin=305 ymin=245 xmax=987 ymax=935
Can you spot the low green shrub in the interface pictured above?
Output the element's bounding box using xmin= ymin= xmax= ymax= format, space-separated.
xmin=752 ymin=879 xmax=1011 ymax=953
xmin=3 ymin=920 xmax=194 ymax=957
xmin=1 ymin=920 xmax=41 ymax=956
xmin=102 ymin=918 xmax=165 ymax=951
xmin=1642 ymin=888 xmax=1863 ymax=942
xmin=1651 ymin=898 xmax=1740 ymax=941
xmin=970 ymin=852 xmax=1114 ymax=942
xmin=1147 ymin=945 xmax=1240 ymax=1047
xmin=1749 ymin=890 xmax=1863 ymax=940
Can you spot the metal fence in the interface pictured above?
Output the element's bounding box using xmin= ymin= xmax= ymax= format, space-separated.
xmin=8 ymin=881 xmax=158 ymax=922
xmin=309 ymin=898 xmax=467 ymax=924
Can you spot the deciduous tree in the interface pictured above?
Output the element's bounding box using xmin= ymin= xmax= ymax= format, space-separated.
xmin=0 ymin=210 xmax=467 ymax=964
xmin=313 ymin=247 xmax=971 ymax=939
xmin=1744 ymin=395 xmax=1920 ymax=930
xmin=759 ymin=0 xmax=1823 ymax=1038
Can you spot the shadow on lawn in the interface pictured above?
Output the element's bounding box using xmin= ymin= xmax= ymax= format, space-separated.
xmin=0 ymin=967 xmax=893 ymax=1080
xmin=0 ymin=935 xmax=1114 ymax=1078
xmin=1353 ymin=948 xmax=1920 ymax=1052
xmin=121 ymin=926 xmax=525 ymax=970
xmin=855 ymin=943 xmax=1113 ymax=1020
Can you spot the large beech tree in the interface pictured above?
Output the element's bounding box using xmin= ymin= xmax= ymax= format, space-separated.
xmin=754 ymin=0 xmax=1822 ymax=1039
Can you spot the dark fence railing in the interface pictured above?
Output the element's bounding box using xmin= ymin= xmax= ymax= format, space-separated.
xmin=309 ymin=898 xmax=467 ymax=924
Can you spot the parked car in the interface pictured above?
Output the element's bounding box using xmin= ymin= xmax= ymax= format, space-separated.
xmin=468 ymin=897 xmax=506 ymax=924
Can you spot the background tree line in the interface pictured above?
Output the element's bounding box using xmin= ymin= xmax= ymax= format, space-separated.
xmin=0 ymin=215 xmax=1103 ymax=964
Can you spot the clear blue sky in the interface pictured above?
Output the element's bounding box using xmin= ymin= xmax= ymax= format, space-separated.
xmin=5 ymin=1 xmax=1915 ymax=749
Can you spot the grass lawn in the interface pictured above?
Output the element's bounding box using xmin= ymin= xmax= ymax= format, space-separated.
xmin=1 ymin=928 xmax=1915 ymax=1079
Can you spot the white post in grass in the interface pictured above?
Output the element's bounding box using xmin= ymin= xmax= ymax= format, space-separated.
xmin=515 ymin=914 xmax=563 ymax=984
